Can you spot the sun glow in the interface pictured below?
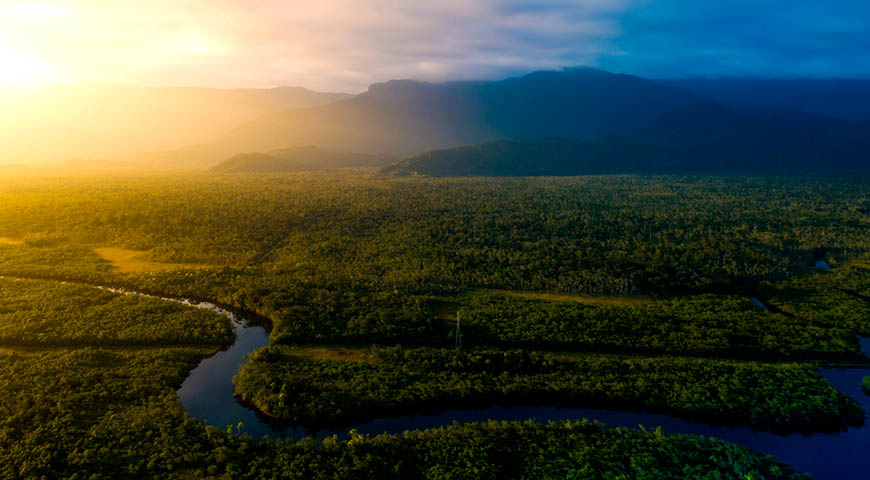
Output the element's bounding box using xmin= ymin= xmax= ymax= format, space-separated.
xmin=0 ymin=1 xmax=241 ymax=89
xmin=0 ymin=44 xmax=63 ymax=88
xmin=0 ymin=2 xmax=73 ymax=87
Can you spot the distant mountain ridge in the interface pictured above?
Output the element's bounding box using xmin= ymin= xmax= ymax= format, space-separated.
xmin=211 ymin=146 xmax=395 ymax=173
xmin=137 ymin=68 xmax=870 ymax=173
xmin=0 ymin=84 xmax=351 ymax=165
xmin=660 ymin=77 xmax=870 ymax=123
xmin=142 ymin=68 xmax=701 ymax=167
xmin=380 ymin=106 xmax=870 ymax=176
xmin=629 ymin=102 xmax=870 ymax=170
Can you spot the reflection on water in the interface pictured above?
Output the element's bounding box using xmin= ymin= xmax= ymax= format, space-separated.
xmin=329 ymin=367 xmax=868 ymax=480
xmin=816 ymin=259 xmax=833 ymax=270
xmin=178 ymin=324 xmax=270 ymax=432
xmin=173 ymin=292 xmax=870 ymax=480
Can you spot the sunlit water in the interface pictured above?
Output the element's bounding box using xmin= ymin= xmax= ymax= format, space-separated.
xmin=108 ymin=287 xmax=869 ymax=480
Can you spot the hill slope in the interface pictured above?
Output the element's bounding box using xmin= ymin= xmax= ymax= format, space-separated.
xmin=143 ymin=68 xmax=700 ymax=167
xmin=141 ymin=69 xmax=870 ymax=172
xmin=660 ymin=77 xmax=870 ymax=123
xmin=380 ymin=115 xmax=870 ymax=177
xmin=0 ymin=84 xmax=351 ymax=165
xmin=379 ymin=139 xmax=727 ymax=177
xmin=630 ymin=102 xmax=870 ymax=171
xmin=211 ymin=146 xmax=395 ymax=173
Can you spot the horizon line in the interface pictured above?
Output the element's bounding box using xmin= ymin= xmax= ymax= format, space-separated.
xmin=4 ymin=67 xmax=870 ymax=94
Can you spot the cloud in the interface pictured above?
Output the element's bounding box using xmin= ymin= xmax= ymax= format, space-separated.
xmin=1 ymin=1 xmax=867 ymax=90
xmin=189 ymin=0 xmax=629 ymax=90
xmin=0 ymin=0 xmax=629 ymax=90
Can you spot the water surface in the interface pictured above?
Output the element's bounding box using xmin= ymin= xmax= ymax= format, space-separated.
xmin=178 ymin=323 xmax=269 ymax=432
xmin=751 ymin=296 xmax=769 ymax=310
xmin=816 ymin=260 xmax=833 ymax=270
xmin=170 ymin=293 xmax=870 ymax=480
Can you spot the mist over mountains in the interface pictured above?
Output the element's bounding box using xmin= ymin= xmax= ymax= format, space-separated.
xmin=380 ymin=100 xmax=870 ymax=176
xmin=145 ymin=69 xmax=702 ymax=167
xmin=0 ymin=85 xmax=350 ymax=165
xmin=661 ymin=78 xmax=870 ymax=123
xmin=5 ymin=68 xmax=870 ymax=174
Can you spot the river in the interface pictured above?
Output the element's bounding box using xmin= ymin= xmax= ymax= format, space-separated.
xmin=169 ymin=294 xmax=870 ymax=480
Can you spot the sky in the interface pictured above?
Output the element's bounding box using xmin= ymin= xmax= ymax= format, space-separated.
xmin=1 ymin=0 xmax=868 ymax=92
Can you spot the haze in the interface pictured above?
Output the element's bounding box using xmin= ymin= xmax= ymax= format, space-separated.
xmin=2 ymin=0 xmax=869 ymax=165
xmin=4 ymin=1 xmax=870 ymax=91
xmin=3 ymin=3 xmax=870 ymax=479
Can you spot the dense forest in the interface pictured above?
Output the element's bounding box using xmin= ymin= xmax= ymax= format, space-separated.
xmin=1 ymin=174 xmax=867 ymax=292
xmin=0 ymin=172 xmax=868 ymax=478
xmin=0 ymin=277 xmax=809 ymax=479
xmin=235 ymin=345 xmax=862 ymax=431
xmin=450 ymin=292 xmax=863 ymax=358
xmin=0 ymin=278 xmax=233 ymax=347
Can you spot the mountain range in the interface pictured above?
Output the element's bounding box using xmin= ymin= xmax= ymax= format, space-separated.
xmin=380 ymin=96 xmax=870 ymax=177
xmin=146 ymin=68 xmax=870 ymax=174
xmin=660 ymin=77 xmax=870 ymax=123
xmin=141 ymin=68 xmax=702 ymax=167
xmin=0 ymin=84 xmax=350 ymax=165
xmin=7 ymin=68 xmax=870 ymax=175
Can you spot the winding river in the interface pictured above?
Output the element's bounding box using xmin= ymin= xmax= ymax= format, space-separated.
xmin=98 ymin=288 xmax=869 ymax=480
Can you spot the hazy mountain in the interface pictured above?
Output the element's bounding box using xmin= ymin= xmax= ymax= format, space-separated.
xmin=211 ymin=146 xmax=395 ymax=173
xmin=0 ymin=84 xmax=351 ymax=165
xmin=630 ymin=102 xmax=870 ymax=171
xmin=128 ymin=69 xmax=870 ymax=173
xmin=660 ymin=78 xmax=870 ymax=123
xmin=379 ymin=103 xmax=870 ymax=177
xmin=0 ymin=163 xmax=27 ymax=172
xmin=143 ymin=68 xmax=700 ymax=167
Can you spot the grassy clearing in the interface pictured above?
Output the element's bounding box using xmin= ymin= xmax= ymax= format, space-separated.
xmin=429 ymin=299 xmax=461 ymax=320
xmin=94 ymin=247 xmax=210 ymax=274
xmin=493 ymin=290 xmax=655 ymax=306
xmin=429 ymin=290 xmax=653 ymax=322
xmin=282 ymin=346 xmax=376 ymax=363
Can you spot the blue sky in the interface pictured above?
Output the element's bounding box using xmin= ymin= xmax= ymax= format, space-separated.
xmin=601 ymin=0 xmax=870 ymax=79
xmin=2 ymin=0 xmax=868 ymax=90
